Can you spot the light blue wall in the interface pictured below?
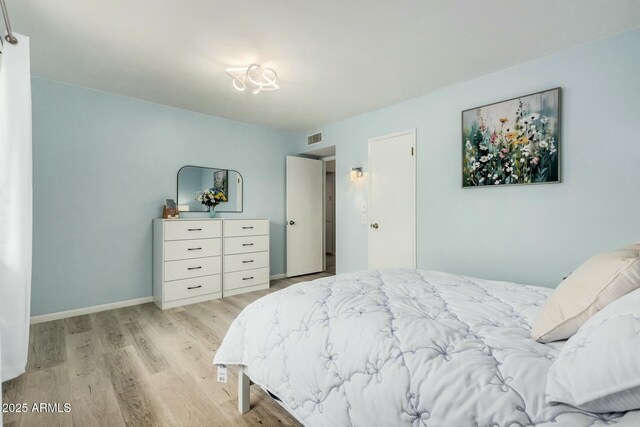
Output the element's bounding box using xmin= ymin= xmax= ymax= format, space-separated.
xmin=295 ymin=29 xmax=640 ymax=287
xmin=31 ymin=79 xmax=295 ymax=315
xmin=32 ymin=29 xmax=640 ymax=315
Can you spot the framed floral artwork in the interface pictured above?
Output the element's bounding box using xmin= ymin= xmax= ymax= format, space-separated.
xmin=213 ymin=169 xmax=228 ymax=195
xmin=462 ymin=87 xmax=560 ymax=187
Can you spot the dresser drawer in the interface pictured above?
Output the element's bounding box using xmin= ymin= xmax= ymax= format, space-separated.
xmin=164 ymin=220 xmax=221 ymax=241
xmin=223 ymin=219 xmax=269 ymax=237
xmin=224 ymin=251 xmax=269 ymax=273
xmin=164 ymin=238 xmax=221 ymax=261
xmin=164 ymin=256 xmax=221 ymax=281
xmin=224 ymin=235 xmax=269 ymax=255
xmin=164 ymin=275 xmax=221 ymax=302
xmin=224 ymin=267 xmax=269 ymax=291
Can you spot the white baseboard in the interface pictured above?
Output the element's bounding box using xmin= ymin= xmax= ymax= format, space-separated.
xmin=32 ymin=275 xmax=287 ymax=324
xmin=30 ymin=296 xmax=154 ymax=324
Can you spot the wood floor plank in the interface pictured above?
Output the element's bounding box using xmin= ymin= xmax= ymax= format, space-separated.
xmin=64 ymin=315 xmax=92 ymax=335
xmin=169 ymin=310 xmax=221 ymax=353
xmin=1 ymin=369 xmax=27 ymax=425
xmin=65 ymin=330 xmax=111 ymax=400
xmin=233 ymin=292 xmax=265 ymax=306
xmin=103 ymin=346 xmax=173 ymax=427
xmin=111 ymin=305 xmax=141 ymax=324
xmin=200 ymin=298 xmax=244 ymax=323
xmin=185 ymin=303 xmax=237 ymax=340
xmin=137 ymin=303 xmax=179 ymax=335
xmin=156 ymin=328 xmax=236 ymax=405
xmin=223 ymin=296 xmax=250 ymax=313
xmin=21 ymin=364 xmax=72 ymax=427
xmin=150 ymin=369 xmax=231 ymax=427
xmin=123 ymin=320 xmax=170 ymax=375
xmin=93 ymin=311 xmax=130 ymax=351
xmin=69 ymin=385 xmax=125 ymax=427
xmin=28 ymin=320 xmax=67 ymax=371
xmin=131 ymin=311 xmax=238 ymax=406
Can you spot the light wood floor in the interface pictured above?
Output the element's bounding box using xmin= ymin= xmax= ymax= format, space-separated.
xmin=2 ymin=271 xmax=334 ymax=427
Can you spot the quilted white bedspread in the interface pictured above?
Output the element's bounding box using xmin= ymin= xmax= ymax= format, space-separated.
xmin=214 ymin=269 xmax=639 ymax=426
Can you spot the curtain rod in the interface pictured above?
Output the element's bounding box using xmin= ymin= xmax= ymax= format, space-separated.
xmin=0 ymin=0 xmax=17 ymax=45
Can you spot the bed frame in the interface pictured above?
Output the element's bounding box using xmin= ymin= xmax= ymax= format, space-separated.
xmin=238 ymin=366 xmax=251 ymax=413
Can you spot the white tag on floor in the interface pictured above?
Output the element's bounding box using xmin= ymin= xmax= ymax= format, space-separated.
xmin=217 ymin=366 xmax=228 ymax=383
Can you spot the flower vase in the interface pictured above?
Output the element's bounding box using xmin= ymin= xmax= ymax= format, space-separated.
xmin=208 ymin=207 xmax=216 ymax=218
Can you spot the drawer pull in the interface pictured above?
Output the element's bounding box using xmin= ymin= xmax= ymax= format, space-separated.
xmin=187 ymin=266 xmax=202 ymax=270
xmin=242 ymin=260 xmax=254 ymax=264
xmin=187 ymin=247 xmax=202 ymax=251
xmin=188 ymin=228 xmax=202 ymax=231
xmin=243 ymin=276 xmax=254 ymax=281
xmin=242 ymin=226 xmax=254 ymax=229
xmin=187 ymin=285 xmax=202 ymax=290
xmin=242 ymin=243 xmax=254 ymax=246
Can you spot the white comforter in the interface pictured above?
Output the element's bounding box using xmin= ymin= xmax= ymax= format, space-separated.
xmin=214 ymin=269 xmax=639 ymax=426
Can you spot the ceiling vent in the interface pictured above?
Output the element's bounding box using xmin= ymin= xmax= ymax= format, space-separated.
xmin=307 ymin=132 xmax=323 ymax=146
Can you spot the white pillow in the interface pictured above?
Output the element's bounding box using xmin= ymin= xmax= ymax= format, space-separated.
xmin=532 ymin=243 xmax=640 ymax=343
xmin=546 ymin=287 xmax=640 ymax=412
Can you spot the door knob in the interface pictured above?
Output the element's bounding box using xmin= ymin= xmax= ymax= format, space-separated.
xmin=370 ymin=223 xmax=379 ymax=229
xmin=289 ymin=220 xmax=295 ymax=225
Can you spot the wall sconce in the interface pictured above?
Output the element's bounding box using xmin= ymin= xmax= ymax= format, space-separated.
xmin=350 ymin=167 xmax=363 ymax=181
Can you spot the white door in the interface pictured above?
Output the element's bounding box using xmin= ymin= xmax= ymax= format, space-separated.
xmin=368 ymin=130 xmax=416 ymax=269
xmin=287 ymin=156 xmax=324 ymax=277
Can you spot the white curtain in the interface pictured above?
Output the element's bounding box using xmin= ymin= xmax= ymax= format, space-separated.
xmin=0 ymin=33 xmax=32 ymax=388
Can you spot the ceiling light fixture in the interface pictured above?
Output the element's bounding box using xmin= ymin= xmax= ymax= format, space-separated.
xmin=225 ymin=64 xmax=279 ymax=94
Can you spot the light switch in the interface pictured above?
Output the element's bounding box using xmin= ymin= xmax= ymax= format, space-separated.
xmin=360 ymin=202 xmax=367 ymax=212
xmin=361 ymin=214 xmax=367 ymax=225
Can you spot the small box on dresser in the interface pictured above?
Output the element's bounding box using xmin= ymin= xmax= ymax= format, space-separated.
xmin=153 ymin=219 xmax=223 ymax=309
xmin=222 ymin=218 xmax=270 ymax=297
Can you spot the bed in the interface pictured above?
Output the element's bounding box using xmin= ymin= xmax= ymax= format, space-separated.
xmin=213 ymin=269 xmax=640 ymax=426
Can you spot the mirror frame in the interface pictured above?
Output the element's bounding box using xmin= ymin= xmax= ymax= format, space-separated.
xmin=176 ymin=165 xmax=244 ymax=213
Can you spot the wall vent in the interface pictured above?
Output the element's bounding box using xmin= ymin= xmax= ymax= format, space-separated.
xmin=307 ymin=132 xmax=323 ymax=145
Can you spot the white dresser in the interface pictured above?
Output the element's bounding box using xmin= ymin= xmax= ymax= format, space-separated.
xmin=222 ymin=219 xmax=270 ymax=297
xmin=153 ymin=218 xmax=270 ymax=309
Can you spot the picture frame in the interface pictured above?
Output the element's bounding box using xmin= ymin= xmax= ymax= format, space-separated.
xmin=213 ymin=169 xmax=228 ymax=196
xmin=461 ymin=87 xmax=560 ymax=188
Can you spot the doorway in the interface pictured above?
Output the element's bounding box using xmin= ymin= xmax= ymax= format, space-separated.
xmin=324 ymin=159 xmax=336 ymax=274
xmin=368 ymin=129 xmax=416 ymax=269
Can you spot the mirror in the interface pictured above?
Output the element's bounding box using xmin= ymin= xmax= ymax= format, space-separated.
xmin=177 ymin=166 xmax=243 ymax=213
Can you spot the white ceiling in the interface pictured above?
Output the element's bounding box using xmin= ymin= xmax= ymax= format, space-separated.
xmin=8 ymin=0 xmax=640 ymax=131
